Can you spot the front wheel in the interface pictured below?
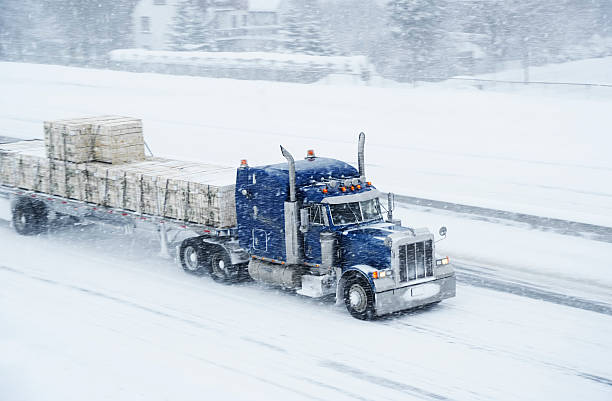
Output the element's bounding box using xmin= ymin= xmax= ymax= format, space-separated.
xmin=343 ymin=275 xmax=375 ymax=320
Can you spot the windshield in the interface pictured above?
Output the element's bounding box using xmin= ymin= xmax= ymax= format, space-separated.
xmin=329 ymin=198 xmax=382 ymax=225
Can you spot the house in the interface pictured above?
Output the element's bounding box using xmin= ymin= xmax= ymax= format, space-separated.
xmin=131 ymin=0 xmax=285 ymax=51
xmin=132 ymin=0 xmax=180 ymax=50
xmin=214 ymin=0 xmax=285 ymax=51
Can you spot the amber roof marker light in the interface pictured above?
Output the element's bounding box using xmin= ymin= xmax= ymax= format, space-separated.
xmin=306 ymin=149 xmax=316 ymax=161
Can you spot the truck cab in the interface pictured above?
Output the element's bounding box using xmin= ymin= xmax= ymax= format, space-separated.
xmin=235 ymin=134 xmax=456 ymax=319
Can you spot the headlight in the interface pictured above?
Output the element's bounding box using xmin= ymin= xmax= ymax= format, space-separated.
xmin=436 ymin=256 xmax=450 ymax=266
xmin=371 ymin=269 xmax=393 ymax=279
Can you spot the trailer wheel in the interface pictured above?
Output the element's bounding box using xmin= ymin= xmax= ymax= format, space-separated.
xmin=12 ymin=198 xmax=47 ymax=235
xmin=343 ymin=275 xmax=375 ymax=320
xmin=180 ymin=239 xmax=206 ymax=275
xmin=208 ymin=248 xmax=235 ymax=283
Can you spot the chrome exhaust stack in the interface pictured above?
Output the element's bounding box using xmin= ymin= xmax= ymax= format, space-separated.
xmin=280 ymin=145 xmax=301 ymax=265
xmin=281 ymin=145 xmax=296 ymax=202
xmin=319 ymin=231 xmax=336 ymax=273
xmin=358 ymin=132 xmax=366 ymax=179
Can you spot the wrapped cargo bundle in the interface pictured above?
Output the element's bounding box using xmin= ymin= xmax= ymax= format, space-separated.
xmin=0 ymin=140 xmax=49 ymax=191
xmin=44 ymin=117 xmax=95 ymax=163
xmin=0 ymin=139 xmax=237 ymax=228
xmin=44 ymin=116 xmax=145 ymax=164
xmin=156 ymin=164 xmax=237 ymax=227
xmin=0 ymin=140 xmax=86 ymax=199
xmin=92 ymin=118 xmax=145 ymax=164
xmin=113 ymin=160 xmax=236 ymax=227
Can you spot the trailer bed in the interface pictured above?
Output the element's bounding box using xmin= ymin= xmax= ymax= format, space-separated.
xmin=0 ymin=184 xmax=236 ymax=238
xmin=0 ymin=140 xmax=238 ymax=228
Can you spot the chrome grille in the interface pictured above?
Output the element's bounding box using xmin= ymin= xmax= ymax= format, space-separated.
xmin=398 ymin=240 xmax=433 ymax=283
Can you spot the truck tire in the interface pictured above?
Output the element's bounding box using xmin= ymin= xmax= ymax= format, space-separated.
xmin=208 ymin=248 xmax=235 ymax=283
xmin=343 ymin=275 xmax=375 ymax=320
xmin=12 ymin=198 xmax=47 ymax=235
xmin=180 ymin=239 xmax=206 ymax=275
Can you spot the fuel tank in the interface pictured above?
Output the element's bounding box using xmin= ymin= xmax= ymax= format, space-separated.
xmin=248 ymin=259 xmax=304 ymax=289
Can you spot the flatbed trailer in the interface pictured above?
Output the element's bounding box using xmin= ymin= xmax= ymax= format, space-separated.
xmin=1 ymin=120 xmax=456 ymax=319
xmin=0 ymin=183 xmax=249 ymax=271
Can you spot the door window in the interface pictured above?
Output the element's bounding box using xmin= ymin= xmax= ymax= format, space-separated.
xmin=308 ymin=204 xmax=325 ymax=226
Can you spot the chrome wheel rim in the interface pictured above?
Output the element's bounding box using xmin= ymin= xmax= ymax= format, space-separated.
xmin=211 ymin=256 xmax=226 ymax=278
xmin=348 ymin=284 xmax=368 ymax=313
xmin=15 ymin=212 xmax=26 ymax=230
xmin=184 ymin=246 xmax=199 ymax=271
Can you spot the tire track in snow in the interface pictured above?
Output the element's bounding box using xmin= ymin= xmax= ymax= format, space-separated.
xmin=454 ymin=265 xmax=612 ymax=316
xmin=578 ymin=373 xmax=612 ymax=387
xmin=0 ymin=264 xmax=222 ymax=334
xmin=0 ymin=264 xmax=346 ymax=401
xmin=319 ymin=360 xmax=453 ymax=401
xmin=0 ymin=262 xmax=454 ymax=401
xmin=2 ymin=215 xmax=610 ymax=318
xmin=2 ymin=229 xmax=609 ymax=399
xmin=386 ymin=311 xmax=612 ymax=392
xmin=394 ymin=194 xmax=612 ymax=243
xmin=0 ymin=135 xmax=22 ymax=143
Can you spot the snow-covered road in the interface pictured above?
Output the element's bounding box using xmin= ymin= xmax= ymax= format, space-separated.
xmin=1 ymin=61 xmax=611 ymax=400
xmin=1 ymin=225 xmax=611 ymax=401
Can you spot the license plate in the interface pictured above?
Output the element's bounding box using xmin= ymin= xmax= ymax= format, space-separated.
xmin=404 ymin=283 xmax=440 ymax=300
xmin=411 ymin=285 xmax=425 ymax=297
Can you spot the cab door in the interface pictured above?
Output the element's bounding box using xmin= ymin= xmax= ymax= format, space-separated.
xmin=303 ymin=204 xmax=327 ymax=264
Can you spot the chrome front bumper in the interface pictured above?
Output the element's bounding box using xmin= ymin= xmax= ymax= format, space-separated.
xmin=374 ymin=274 xmax=456 ymax=316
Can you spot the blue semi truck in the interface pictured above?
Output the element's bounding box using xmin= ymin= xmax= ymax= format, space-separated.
xmin=1 ymin=132 xmax=455 ymax=319
xmin=181 ymin=133 xmax=455 ymax=319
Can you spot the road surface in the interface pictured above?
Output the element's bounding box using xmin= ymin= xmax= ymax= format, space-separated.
xmin=0 ymin=222 xmax=610 ymax=401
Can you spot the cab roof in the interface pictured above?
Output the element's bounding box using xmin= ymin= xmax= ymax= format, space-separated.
xmin=250 ymin=157 xmax=359 ymax=187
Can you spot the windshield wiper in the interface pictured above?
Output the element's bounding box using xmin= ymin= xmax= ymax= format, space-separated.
xmin=349 ymin=204 xmax=362 ymax=224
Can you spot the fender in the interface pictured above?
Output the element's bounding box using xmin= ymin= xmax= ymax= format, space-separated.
xmin=174 ymin=234 xmax=250 ymax=266
xmin=335 ymin=264 xmax=377 ymax=304
xmin=202 ymin=237 xmax=249 ymax=265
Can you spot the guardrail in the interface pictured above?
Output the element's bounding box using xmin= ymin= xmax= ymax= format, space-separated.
xmin=444 ymin=77 xmax=612 ymax=88
xmin=391 ymin=193 xmax=612 ymax=243
xmin=396 ymin=75 xmax=612 ymax=99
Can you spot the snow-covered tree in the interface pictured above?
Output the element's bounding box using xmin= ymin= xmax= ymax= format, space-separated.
xmin=322 ymin=0 xmax=387 ymax=57
xmin=599 ymin=0 xmax=612 ymax=37
xmin=36 ymin=0 xmax=137 ymax=64
xmin=386 ymin=0 xmax=448 ymax=79
xmin=281 ymin=0 xmax=334 ymax=55
xmin=496 ymin=0 xmax=569 ymax=80
xmin=0 ymin=0 xmax=63 ymax=61
xmin=168 ymin=0 xmax=214 ymax=51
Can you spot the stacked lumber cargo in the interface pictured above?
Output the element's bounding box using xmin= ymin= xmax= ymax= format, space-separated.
xmin=44 ymin=115 xmax=145 ymax=164
xmin=0 ymin=118 xmax=237 ymax=228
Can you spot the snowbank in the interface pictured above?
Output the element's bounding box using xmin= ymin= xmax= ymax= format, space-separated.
xmin=109 ymin=48 xmax=373 ymax=83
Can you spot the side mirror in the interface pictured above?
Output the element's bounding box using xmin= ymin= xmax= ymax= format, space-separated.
xmin=386 ymin=192 xmax=395 ymax=221
xmin=439 ymin=226 xmax=447 ymax=237
xmin=300 ymin=208 xmax=310 ymax=233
